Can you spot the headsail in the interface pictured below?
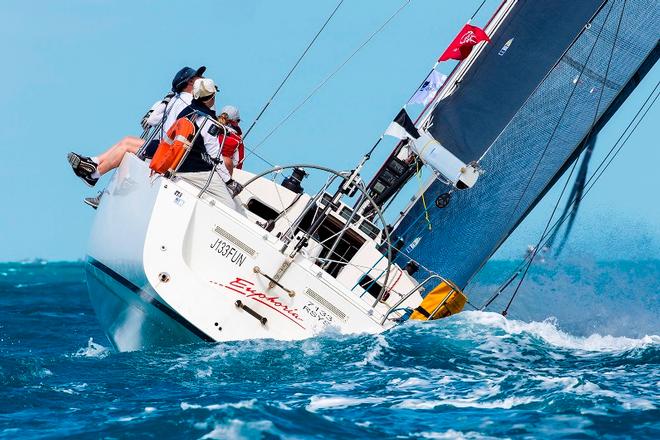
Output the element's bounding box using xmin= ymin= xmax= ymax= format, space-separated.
xmin=425 ymin=0 xmax=606 ymax=164
xmin=392 ymin=0 xmax=659 ymax=288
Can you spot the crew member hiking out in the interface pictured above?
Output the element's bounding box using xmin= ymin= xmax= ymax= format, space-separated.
xmin=66 ymin=66 xmax=206 ymax=187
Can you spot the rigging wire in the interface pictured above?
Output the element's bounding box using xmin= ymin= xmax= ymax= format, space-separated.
xmin=245 ymin=0 xmax=489 ymax=171
xmin=242 ymin=0 xmax=345 ymax=142
xmin=470 ymin=0 xmax=489 ymax=21
xmin=499 ymin=0 xmax=628 ymax=316
xmin=484 ymin=80 xmax=659 ymax=312
xmin=242 ymin=0 xmax=413 ymax=164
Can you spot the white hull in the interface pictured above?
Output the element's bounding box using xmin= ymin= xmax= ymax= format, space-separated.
xmin=86 ymin=155 xmax=421 ymax=351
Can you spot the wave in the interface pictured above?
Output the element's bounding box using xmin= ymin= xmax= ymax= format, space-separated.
xmin=453 ymin=311 xmax=659 ymax=352
xmin=3 ymin=310 xmax=657 ymax=439
xmin=467 ymin=259 xmax=660 ymax=338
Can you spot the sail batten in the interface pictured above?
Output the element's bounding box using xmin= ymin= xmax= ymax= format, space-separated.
xmin=393 ymin=0 xmax=659 ymax=288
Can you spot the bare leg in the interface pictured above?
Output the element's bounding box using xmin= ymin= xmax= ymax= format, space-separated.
xmin=96 ymin=136 xmax=145 ymax=175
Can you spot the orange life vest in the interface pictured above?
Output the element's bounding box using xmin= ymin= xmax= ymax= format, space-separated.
xmin=149 ymin=118 xmax=196 ymax=175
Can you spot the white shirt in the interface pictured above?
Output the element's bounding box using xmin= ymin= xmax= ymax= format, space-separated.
xmin=145 ymin=92 xmax=193 ymax=134
xmin=191 ymin=111 xmax=232 ymax=183
xmin=148 ymin=94 xmax=231 ymax=182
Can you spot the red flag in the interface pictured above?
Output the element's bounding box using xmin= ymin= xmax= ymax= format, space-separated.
xmin=438 ymin=23 xmax=490 ymax=62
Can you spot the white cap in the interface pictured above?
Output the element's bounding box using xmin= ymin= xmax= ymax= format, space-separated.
xmin=220 ymin=105 xmax=240 ymax=121
xmin=193 ymin=78 xmax=218 ymax=99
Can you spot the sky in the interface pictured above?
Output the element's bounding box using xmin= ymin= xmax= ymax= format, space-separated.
xmin=0 ymin=0 xmax=657 ymax=262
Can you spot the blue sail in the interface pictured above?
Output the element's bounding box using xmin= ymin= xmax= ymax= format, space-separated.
xmin=427 ymin=0 xmax=605 ymax=164
xmin=393 ymin=0 xmax=659 ymax=288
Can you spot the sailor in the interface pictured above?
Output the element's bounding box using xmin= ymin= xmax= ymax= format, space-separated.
xmin=66 ymin=66 xmax=206 ymax=187
xmin=141 ymin=66 xmax=207 ymax=157
xmin=175 ymin=78 xmax=244 ymax=212
xmin=217 ymin=105 xmax=245 ymax=175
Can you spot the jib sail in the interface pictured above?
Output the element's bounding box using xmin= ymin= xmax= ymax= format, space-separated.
xmin=393 ymin=0 xmax=659 ymax=288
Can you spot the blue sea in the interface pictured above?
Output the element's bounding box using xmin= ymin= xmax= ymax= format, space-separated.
xmin=1 ymin=260 xmax=658 ymax=439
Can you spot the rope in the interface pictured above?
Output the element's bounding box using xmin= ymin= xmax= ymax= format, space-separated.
xmin=243 ymin=0 xmax=412 ymax=163
xmin=501 ymin=0 xmax=627 ymax=316
xmin=415 ymin=160 xmax=433 ymax=231
xmin=242 ymin=0 xmax=345 ymax=142
xmin=242 ymin=144 xmax=276 ymax=167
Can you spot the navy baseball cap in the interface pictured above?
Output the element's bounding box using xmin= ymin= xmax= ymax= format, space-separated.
xmin=171 ymin=66 xmax=206 ymax=92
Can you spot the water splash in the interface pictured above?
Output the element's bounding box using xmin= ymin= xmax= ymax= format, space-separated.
xmin=73 ymin=337 xmax=110 ymax=359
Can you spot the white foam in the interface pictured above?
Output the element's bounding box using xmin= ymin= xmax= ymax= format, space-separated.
xmin=395 ymin=396 xmax=538 ymax=410
xmin=533 ymin=375 xmax=579 ymax=391
xmin=461 ymin=311 xmax=659 ymax=352
xmin=181 ymin=400 xmax=256 ymax=411
xmin=416 ymin=429 xmax=494 ymax=440
xmin=53 ymin=387 xmax=75 ymax=395
xmin=37 ymin=368 xmax=53 ymax=378
xmin=53 ymin=383 xmax=87 ymax=395
xmin=201 ymin=419 xmax=274 ymax=440
xmin=205 ymin=400 xmax=256 ymax=411
xmin=195 ymin=367 xmax=213 ymax=378
xmin=576 ymin=381 xmax=656 ymax=410
xmin=395 ymin=377 xmax=431 ymax=388
xmin=73 ymin=338 xmax=110 ymax=358
xmin=301 ymin=339 xmax=322 ymax=357
xmin=306 ymin=395 xmax=386 ymax=412
xmin=330 ymin=382 xmax=358 ymax=391
xmin=387 ymin=376 xmax=440 ymax=393
xmin=622 ymin=398 xmax=656 ymax=410
xmin=354 ymin=333 xmax=389 ymax=367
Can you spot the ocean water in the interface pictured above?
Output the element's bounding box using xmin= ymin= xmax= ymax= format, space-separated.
xmin=0 ymin=261 xmax=658 ymax=439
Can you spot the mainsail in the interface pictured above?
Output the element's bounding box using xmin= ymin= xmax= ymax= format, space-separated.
xmin=391 ymin=0 xmax=659 ymax=288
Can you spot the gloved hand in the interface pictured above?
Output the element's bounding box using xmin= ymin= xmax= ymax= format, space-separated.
xmin=140 ymin=110 xmax=153 ymax=130
xmin=226 ymin=179 xmax=244 ymax=198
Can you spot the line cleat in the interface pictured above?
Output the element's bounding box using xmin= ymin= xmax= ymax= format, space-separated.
xmin=67 ymin=152 xmax=99 ymax=187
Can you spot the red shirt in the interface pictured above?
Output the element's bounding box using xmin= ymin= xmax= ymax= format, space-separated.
xmin=218 ymin=125 xmax=245 ymax=169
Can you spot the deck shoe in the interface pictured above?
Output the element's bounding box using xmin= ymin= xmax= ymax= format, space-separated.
xmin=83 ymin=192 xmax=103 ymax=209
xmin=67 ymin=152 xmax=99 ymax=187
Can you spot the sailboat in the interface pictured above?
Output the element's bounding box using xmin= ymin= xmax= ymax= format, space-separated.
xmin=84 ymin=0 xmax=659 ymax=351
